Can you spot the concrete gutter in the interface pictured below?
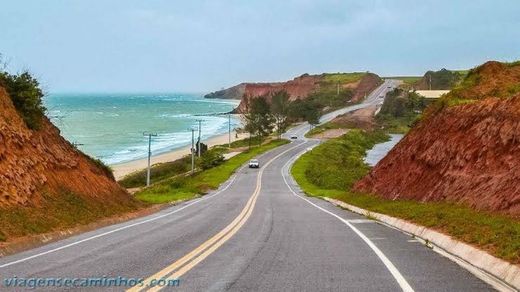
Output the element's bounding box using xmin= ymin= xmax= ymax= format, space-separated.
xmin=323 ymin=197 xmax=520 ymax=292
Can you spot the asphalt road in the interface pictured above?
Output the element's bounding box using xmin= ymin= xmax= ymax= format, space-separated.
xmin=0 ymin=81 xmax=494 ymax=291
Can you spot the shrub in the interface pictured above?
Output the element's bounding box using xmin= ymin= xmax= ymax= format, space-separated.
xmin=0 ymin=71 xmax=46 ymax=130
xmin=200 ymin=149 xmax=225 ymax=170
xmin=85 ymin=155 xmax=114 ymax=180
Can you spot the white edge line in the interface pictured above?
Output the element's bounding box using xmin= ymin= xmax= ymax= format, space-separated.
xmin=335 ymin=201 xmax=517 ymax=292
xmin=281 ymin=147 xmax=414 ymax=292
xmin=0 ymin=174 xmax=238 ymax=269
xmin=1 ymin=145 xmax=292 ymax=269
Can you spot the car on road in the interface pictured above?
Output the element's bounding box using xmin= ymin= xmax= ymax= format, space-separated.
xmin=379 ymin=95 xmax=384 ymax=98
xmin=248 ymin=159 xmax=259 ymax=168
xmin=290 ymin=135 xmax=298 ymax=139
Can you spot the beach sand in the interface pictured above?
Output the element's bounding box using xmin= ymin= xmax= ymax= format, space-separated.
xmin=111 ymin=131 xmax=248 ymax=180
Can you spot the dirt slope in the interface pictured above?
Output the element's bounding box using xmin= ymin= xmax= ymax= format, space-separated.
xmin=205 ymin=73 xmax=382 ymax=113
xmin=355 ymin=61 xmax=520 ymax=217
xmin=0 ymin=87 xmax=141 ymax=241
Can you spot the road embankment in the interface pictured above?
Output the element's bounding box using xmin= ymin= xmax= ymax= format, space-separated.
xmin=291 ymin=129 xmax=520 ymax=267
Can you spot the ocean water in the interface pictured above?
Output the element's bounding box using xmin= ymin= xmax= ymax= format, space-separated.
xmin=44 ymin=93 xmax=240 ymax=165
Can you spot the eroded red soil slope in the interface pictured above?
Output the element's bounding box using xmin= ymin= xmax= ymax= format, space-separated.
xmin=355 ymin=61 xmax=520 ymax=217
xmin=0 ymin=86 xmax=141 ymax=242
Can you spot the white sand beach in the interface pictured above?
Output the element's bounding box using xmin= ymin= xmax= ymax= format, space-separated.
xmin=111 ymin=131 xmax=248 ymax=180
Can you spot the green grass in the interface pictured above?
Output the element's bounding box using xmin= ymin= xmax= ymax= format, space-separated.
xmin=295 ymin=130 xmax=389 ymax=190
xmin=291 ymin=129 xmax=520 ymax=263
xmin=305 ymin=122 xmax=344 ymax=137
xmin=135 ymin=139 xmax=290 ymax=204
xmin=135 ymin=189 xmax=196 ymax=204
xmin=228 ymin=136 xmax=265 ymax=148
xmin=321 ymin=72 xmax=367 ymax=84
xmin=120 ymin=137 xmax=274 ymax=188
xmin=119 ymin=156 xmax=192 ymax=188
xmin=385 ymin=76 xmax=422 ymax=85
xmin=0 ymin=190 xmax=141 ymax=241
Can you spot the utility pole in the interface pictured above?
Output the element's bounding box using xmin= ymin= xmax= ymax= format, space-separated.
xmin=228 ymin=114 xmax=231 ymax=148
xmin=429 ymin=74 xmax=432 ymax=90
xmin=143 ymin=132 xmax=158 ymax=187
xmin=190 ymin=128 xmax=195 ymax=175
xmin=337 ymin=82 xmax=340 ymax=96
xmin=196 ymin=119 xmax=203 ymax=157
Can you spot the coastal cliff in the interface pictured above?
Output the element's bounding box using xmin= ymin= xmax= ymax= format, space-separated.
xmin=205 ymin=72 xmax=382 ymax=113
xmin=355 ymin=61 xmax=520 ymax=217
xmin=0 ymin=85 xmax=141 ymax=243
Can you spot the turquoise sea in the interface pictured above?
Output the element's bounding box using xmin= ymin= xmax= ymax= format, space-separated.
xmin=44 ymin=93 xmax=240 ymax=164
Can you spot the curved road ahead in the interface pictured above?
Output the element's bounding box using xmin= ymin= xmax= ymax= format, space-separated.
xmin=0 ymin=81 xmax=494 ymax=291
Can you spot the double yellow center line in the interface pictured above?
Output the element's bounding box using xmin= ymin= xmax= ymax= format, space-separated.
xmin=129 ymin=143 xmax=301 ymax=292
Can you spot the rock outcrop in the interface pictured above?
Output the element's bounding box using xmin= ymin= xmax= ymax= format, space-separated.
xmin=355 ymin=61 xmax=520 ymax=217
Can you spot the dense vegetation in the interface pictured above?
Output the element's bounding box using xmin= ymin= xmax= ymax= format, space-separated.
xmin=417 ymin=68 xmax=466 ymax=90
xmin=200 ymin=148 xmax=225 ymax=170
xmin=0 ymin=70 xmax=46 ymax=130
xmin=243 ymin=95 xmax=275 ymax=143
xmin=292 ymin=129 xmax=520 ymax=263
xmin=243 ymin=92 xmax=320 ymax=141
xmin=375 ymin=88 xmax=427 ymax=133
xmin=136 ymin=139 xmax=289 ymax=204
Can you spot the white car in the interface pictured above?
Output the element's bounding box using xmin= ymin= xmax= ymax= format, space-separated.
xmin=248 ymin=159 xmax=259 ymax=168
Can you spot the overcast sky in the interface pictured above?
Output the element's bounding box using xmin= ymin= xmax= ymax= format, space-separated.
xmin=1 ymin=0 xmax=519 ymax=93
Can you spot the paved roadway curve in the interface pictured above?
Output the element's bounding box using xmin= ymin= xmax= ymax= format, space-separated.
xmin=0 ymin=81 xmax=494 ymax=291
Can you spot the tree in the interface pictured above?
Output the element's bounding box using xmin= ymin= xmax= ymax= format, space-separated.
xmin=242 ymin=95 xmax=274 ymax=144
xmin=0 ymin=70 xmax=46 ymax=130
xmin=288 ymin=99 xmax=320 ymax=125
xmin=200 ymin=149 xmax=224 ymax=170
xmin=270 ymin=91 xmax=290 ymax=138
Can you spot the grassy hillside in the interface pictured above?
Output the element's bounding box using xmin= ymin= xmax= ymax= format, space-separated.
xmin=309 ymin=72 xmax=381 ymax=109
xmin=425 ymin=61 xmax=520 ymax=114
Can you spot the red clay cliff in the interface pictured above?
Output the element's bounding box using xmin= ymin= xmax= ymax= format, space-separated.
xmin=0 ymin=87 xmax=137 ymax=209
xmin=355 ymin=61 xmax=520 ymax=217
xmin=205 ymin=73 xmax=382 ymax=113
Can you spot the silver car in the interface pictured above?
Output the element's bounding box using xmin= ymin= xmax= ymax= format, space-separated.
xmin=248 ymin=159 xmax=259 ymax=168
